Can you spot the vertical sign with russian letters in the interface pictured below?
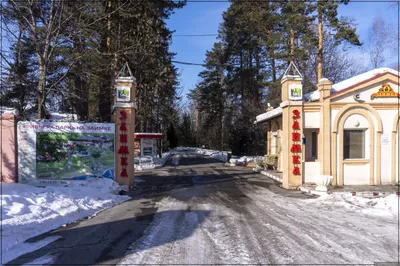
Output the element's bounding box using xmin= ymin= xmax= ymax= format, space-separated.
xmin=114 ymin=74 xmax=136 ymax=189
xmin=291 ymin=110 xmax=301 ymax=175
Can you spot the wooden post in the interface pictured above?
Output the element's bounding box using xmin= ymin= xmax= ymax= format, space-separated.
xmin=114 ymin=74 xmax=136 ymax=190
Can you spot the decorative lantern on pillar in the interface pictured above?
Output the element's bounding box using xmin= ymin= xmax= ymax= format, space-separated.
xmin=113 ymin=63 xmax=136 ymax=190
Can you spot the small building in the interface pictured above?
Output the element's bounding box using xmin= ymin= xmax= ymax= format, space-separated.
xmin=255 ymin=64 xmax=399 ymax=189
xmin=134 ymin=133 xmax=163 ymax=157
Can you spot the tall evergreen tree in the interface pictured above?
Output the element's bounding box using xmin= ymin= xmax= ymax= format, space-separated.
xmin=315 ymin=0 xmax=361 ymax=82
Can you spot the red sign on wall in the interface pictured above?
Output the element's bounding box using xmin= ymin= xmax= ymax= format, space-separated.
xmin=118 ymin=110 xmax=129 ymax=177
xmin=291 ymin=110 xmax=301 ymax=175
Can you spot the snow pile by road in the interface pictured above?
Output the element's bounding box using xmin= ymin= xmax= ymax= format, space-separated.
xmin=175 ymin=147 xmax=264 ymax=165
xmin=191 ymin=148 xmax=227 ymax=161
xmin=1 ymin=178 xmax=130 ymax=263
xmin=308 ymin=193 xmax=399 ymax=217
xmin=230 ymin=156 xmax=264 ymax=166
xmin=135 ymin=152 xmax=172 ymax=171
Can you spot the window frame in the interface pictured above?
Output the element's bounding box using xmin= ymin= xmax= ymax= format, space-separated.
xmin=343 ymin=129 xmax=366 ymax=160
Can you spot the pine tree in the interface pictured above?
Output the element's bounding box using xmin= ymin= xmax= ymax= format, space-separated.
xmin=166 ymin=123 xmax=179 ymax=149
xmin=315 ymin=0 xmax=361 ymax=82
xmin=1 ymin=22 xmax=36 ymax=120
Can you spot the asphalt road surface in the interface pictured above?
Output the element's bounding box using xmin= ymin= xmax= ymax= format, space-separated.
xmin=7 ymin=149 xmax=398 ymax=265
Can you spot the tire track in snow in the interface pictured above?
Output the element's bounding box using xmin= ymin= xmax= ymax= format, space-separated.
xmin=117 ymin=198 xmax=217 ymax=265
xmin=118 ymin=197 xmax=185 ymax=264
xmin=240 ymin=184 xmax=397 ymax=264
xmin=164 ymin=204 xmax=215 ymax=264
xmin=198 ymin=201 xmax=255 ymax=264
xmin=212 ymin=191 xmax=284 ymax=264
xmin=242 ymin=186 xmax=365 ymax=263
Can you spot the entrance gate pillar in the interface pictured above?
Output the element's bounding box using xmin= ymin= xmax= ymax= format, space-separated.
xmin=281 ymin=63 xmax=304 ymax=189
xmin=114 ymin=63 xmax=136 ymax=189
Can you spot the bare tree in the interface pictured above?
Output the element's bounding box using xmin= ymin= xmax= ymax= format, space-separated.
xmin=367 ymin=14 xmax=394 ymax=69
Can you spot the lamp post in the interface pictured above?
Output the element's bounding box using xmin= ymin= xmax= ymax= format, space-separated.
xmin=113 ymin=63 xmax=136 ymax=190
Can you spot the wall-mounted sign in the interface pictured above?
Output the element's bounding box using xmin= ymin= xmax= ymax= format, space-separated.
xmin=141 ymin=139 xmax=154 ymax=156
xmin=290 ymin=109 xmax=301 ymax=175
xmin=381 ymin=135 xmax=389 ymax=145
xmin=116 ymin=86 xmax=131 ymax=102
xmin=371 ymin=84 xmax=400 ymax=100
xmin=289 ymin=84 xmax=303 ymax=101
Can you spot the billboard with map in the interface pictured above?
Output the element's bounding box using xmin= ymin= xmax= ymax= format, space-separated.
xmin=17 ymin=122 xmax=115 ymax=186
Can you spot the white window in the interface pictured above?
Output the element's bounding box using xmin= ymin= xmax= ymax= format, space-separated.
xmin=344 ymin=130 xmax=365 ymax=159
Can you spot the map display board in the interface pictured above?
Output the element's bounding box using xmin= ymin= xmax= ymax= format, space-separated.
xmin=17 ymin=122 xmax=115 ymax=186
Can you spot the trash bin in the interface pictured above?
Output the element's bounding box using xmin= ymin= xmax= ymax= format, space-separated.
xmin=226 ymin=151 xmax=232 ymax=162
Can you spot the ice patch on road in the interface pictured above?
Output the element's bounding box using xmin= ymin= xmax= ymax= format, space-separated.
xmin=2 ymin=236 xmax=61 ymax=264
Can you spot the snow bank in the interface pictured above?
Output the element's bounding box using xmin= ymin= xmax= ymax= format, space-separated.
xmin=192 ymin=148 xmax=227 ymax=161
xmin=308 ymin=193 xmax=399 ymax=217
xmin=135 ymin=152 xmax=172 ymax=171
xmin=49 ymin=112 xmax=78 ymax=121
xmin=1 ymin=178 xmax=130 ymax=263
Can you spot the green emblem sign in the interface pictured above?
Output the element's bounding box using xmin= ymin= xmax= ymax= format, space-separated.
xmin=116 ymin=86 xmax=131 ymax=102
xmin=289 ymin=84 xmax=303 ymax=101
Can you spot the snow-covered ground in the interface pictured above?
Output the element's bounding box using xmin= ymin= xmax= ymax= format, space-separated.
xmin=309 ymin=193 xmax=399 ymax=217
xmin=1 ymin=178 xmax=130 ymax=264
xmin=118 ymin=183 xmax=398 ymax=265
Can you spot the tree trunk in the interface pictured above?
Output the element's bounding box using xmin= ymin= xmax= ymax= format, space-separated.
xmin=271 ymin=47 xmax=276 ymax=82
xmin=37 ymin=64 xmax=47 ymax=119
xmin=73 ymin=35 xmax=88 ymax=121
xmin=289 ymin=28 xmax=294 ymax=62
xmin=317 ymin=9 xmax=323 ymax=83
xmin=98 ymin=0 xmax=113 ymax=122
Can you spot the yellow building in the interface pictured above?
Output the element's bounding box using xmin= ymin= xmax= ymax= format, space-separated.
xmin=254 ymin=65 xmax=400 ymax=189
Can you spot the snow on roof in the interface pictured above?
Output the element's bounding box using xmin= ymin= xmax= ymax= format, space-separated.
xmin=304 ymin=68 xmax=399 ymax=102
xmin=255 ymin=68 xmax=399 ymax=123
xmin=49 ymin=112 xmax=78 ymax=121
xmin=134 ymin=133 xmax=163 ymax=139
xmin=0 ymin=106 xmax=18 ymax=115
xmin=254 ymin=107 xmax=282 ymax=124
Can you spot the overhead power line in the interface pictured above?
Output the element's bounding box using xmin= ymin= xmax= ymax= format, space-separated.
xmin=172 ymin=34 xmax=218 ymax=37
xmin=171 ymin=60 xmax=232 ymax=67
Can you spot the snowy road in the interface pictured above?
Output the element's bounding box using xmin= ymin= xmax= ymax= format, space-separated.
xmin=8 ymin=150 xmax=398 ymax=265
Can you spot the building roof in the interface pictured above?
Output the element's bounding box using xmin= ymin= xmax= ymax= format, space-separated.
xmin=254 ymin=67 xmax=399 ymax=124
xmin=304 ymin=67 xmax=399 ymax=102
xmin=254 ymin=107 xmax=282 ymax=124
xmin=134 ymin=133 xmax=163 ymax=139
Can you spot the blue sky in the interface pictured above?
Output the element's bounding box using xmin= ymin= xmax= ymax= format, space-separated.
xmin=166 ymin=1 xmax=399 ymax=103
